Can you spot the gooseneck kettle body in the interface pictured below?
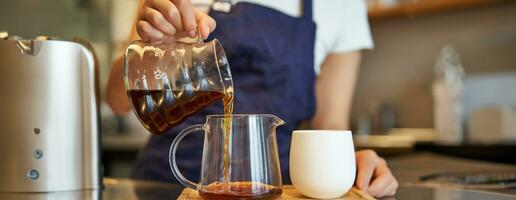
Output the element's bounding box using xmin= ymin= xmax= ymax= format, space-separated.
xmin=0 ymin=33 xmax=101 ymax=192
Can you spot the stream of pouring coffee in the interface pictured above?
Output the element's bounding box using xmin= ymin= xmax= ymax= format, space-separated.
xmin=222 ymin=89 xmax=234 ymax=191
xmin=193 ymin=27 xmax=234 ymax=191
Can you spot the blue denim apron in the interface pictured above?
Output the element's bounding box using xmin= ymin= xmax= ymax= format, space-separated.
xmin=132 ymin=0 xmax=316 ymax=184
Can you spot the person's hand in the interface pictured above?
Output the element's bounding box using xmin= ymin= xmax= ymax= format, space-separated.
xmin=137 ymin=0 xmax=216 ymax=43
xmin=355 ymin=149 xmax=398 ymax=198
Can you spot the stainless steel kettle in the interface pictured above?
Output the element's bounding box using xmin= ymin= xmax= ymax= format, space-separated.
xmin=0 ymin=32 xmax=101 ymax=192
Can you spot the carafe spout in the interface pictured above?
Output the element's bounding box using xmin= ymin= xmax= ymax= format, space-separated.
xmin=267 ymin=114 xmax=285 ymax=127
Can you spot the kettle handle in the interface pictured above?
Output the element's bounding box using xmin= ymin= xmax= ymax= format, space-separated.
xmin=73 ymin=37 xmax=102 ymax=188
xmin=73 ymin=37 xmax=100 ymax=107
xmin=169 ymin=124 xmax=205 ymax=190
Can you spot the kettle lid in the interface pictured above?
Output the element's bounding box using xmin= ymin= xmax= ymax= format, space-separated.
xmin=0 ymin=31 xmax=63 ymax=42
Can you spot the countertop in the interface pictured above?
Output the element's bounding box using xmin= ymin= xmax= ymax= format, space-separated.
xmin=1 ymin=153 xmax=515 ymax=200
xmin=388 ymin=152 xmax=516 ymax=195
xmin=2 ymin=178 xmax=514 ymax=200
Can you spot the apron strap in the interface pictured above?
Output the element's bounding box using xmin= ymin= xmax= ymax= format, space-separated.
xmin=211 ymin=0 xmax=312 ymax=20
xmin=302 ymin=0 xmax=312 ymax=20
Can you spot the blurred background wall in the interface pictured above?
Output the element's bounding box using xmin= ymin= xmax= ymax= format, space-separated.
xmin=352 ymin=2 xmax=516 ymax=130
xmin=0 ymin=0 xmax=101 ymax=39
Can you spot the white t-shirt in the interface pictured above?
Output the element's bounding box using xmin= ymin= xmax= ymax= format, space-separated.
xmin=193 ymin=0 xmax=374 ymax=74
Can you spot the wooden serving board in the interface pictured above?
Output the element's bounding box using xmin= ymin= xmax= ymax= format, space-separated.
xmin=178 ymin=185 xmax=376 ymax=200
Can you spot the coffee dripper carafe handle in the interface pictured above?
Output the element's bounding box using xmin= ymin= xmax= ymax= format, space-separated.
xmin=169 ymin=124 xmax=205 ymax=189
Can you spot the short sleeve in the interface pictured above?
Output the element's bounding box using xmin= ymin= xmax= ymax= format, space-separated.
xmin=313 ymin=0 xmax=373 ymax=74
xmin=314 ymin=0 xmax=374 ymax=54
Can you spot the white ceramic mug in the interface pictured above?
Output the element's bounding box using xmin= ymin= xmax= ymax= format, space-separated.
xmin=290 ymin=130 xmax=356 ymax=199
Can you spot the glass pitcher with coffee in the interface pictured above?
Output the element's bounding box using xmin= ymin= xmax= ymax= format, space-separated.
xmin=123 ymin=37 xmax=233 ymax=134
xmin=169 ymin=114 xmax=285 ymax=200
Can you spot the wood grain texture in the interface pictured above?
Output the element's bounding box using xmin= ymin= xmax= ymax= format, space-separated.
xmin=177 ymin=186 xmax=375 ymax=200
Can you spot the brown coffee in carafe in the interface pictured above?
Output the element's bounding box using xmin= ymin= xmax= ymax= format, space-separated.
xmin=199 ymin=181 xmax=282 ymax=200
xmin=127 ymin=89 xmax=226 ymax=134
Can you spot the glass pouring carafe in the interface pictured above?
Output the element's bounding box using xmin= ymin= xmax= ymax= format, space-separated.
xmin=169 ymin=114 xmax=285 ymax=200
xmin=123 ymin=39 xmax=233 ymax=134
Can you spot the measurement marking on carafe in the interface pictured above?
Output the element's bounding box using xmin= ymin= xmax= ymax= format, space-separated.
xmin=154 ymin=69 xmax=167 ymax=80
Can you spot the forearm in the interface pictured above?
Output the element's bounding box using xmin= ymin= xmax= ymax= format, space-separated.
xmin=311 ymin=51 xmax=361 ymax=130
xmin=105 ymin=1 xmax=143 ymax=116
xmin=105 ymin=56 xmax=131 ymax=115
